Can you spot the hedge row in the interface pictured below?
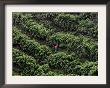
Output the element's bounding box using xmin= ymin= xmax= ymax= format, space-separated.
xmin=34 ymin=19 xmax=57 ymax=32
xmin=13 ymin=13 xmax=53 ymax=40
xmin=13 ymin=48 xmax=67 ymax=76
xmin=13 ymin=48 xmax=50 ymax=76
xmin=77 ymin=19 xmax=98 ymax=39
xmin=12 ymin=12 xmax=98 ymax=76
xmin=31 ymin=13 xmax=60 ymax=32
xmin=53 ymin=13 xmax=98 ymax=38
xmin=78 ymin=13 xmax=98 ymax=23
xmin=74 ymin=61 xmax=98 ymax=75
xmin=13 ymin=27 xmax=51 ymax=63
xmin=13 ymin=48 xmax=97 ymax=76
xmin=54 ymin=13 xmax=79 ymax=30
xmin=49 ymin=32 xmax=98 ymax=60
xmin=48 ymin=52 xmax=98 ymax=75
xmin=13 ymin=13 xmax=98 ymax=39
xmin=32 ymin=13 xmax=79 ymax=32
xmin=31 ymin=13 xmax=98 ymax=38
xmin=31 ymin=12 xmax=58 ymax=20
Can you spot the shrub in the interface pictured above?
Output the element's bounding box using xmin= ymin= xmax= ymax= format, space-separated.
xmin=32 ymin=12 xmax=58 ymax=20
xmin=13 ymin=48 xmax=39 ymax=75
xmin=53 ymin=13 xmax=98 ymax=38
xmin=74 ymin=61 xmax=98 ymax=75
xmin=48 ymin=52 xmax=81 ymax=74
xmin=12 ymin=12 xmax=98 ymax=76
xmin=77 ymin=19 xmax=98 ymax=38
xmin=13 ymin=13 xmax=53 ymax=40
xmin=49 ymin=32 xmax=98 ymax=60
xmin=54 ymin=13 xmax=79 ymax=31
xmin=13 ymin=27 xmax=51 ymax=63
xmin=48 ymin=52 xmax=97 ymax=75
xmin=13 ymin=48 xmax=50 ymax=76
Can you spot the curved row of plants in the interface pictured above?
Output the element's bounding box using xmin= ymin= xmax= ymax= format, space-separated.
xmin=12 ymin=13 xmax=98 ymax=60
xmin=49 ymin=32 xmax=98 ymax=61
xmin=13 ymin=27 xmax=51 ymax=64
xmin=13 ymin=27 xmax=98 ymax=76
xmin=31 ymin=13 xmax=60 ymax=32
xmin=30 ymin=13 xmax=98 ymax=38
xmin=13 ymin=48 xmax=67 ymax=76
xmin=53 ymin=13 xmax=98 ymax=39
xmin=13 ymin=47 xmax=98 ymax=76
xmin=48 ymin=52 xmax=98 ymax=76
xmin=31 ymin=12 xmax=58 ymax=20
xmin=13 ymin=13 xmax=54 ymax=41
xmin=30 ymin=13 xmax=98 ymax=39
xmin=12 ymin=12 xmax=98 ymax=76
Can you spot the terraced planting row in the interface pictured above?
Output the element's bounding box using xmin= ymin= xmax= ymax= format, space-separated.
xmin=13 ymin=48 xmax=66 ymax=76
xmin=32 ymin=13 xmax=98 ymax=39
xmin=12 ymin=12 xmax=98 ymax=76
xmin=49 ymin=32 xmax=97 ymax=60
xmin=13 ymin=27 xmax=51 ymax=64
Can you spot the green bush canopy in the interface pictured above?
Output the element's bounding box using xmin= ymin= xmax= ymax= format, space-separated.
xmin=12 ymin=12 xmax=98 ymax=76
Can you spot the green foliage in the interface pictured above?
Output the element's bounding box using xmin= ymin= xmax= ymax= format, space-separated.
xmin=13 ymin=27 xmax=51 ymax=63
xmin=48 ymin=52 xmax=81 ymax=74
xmin=48 ymin=52 xmax=98 ymax=75
xmin=74 ymin=61 xmax=98 ymax=75
xmin=13 ymin=48 xmax=50 ymax=76
xmin=77 ymin=19 xmax=98 ymax=38
xmin=54 ymin=13 xmax=79 ymax=31
xmin=49 ymin=32 xmax=98 ymax=60
xmin=13 ymin=13 xmax=53 ymax=40
xmin=32 ymin=12 xmax=58 ymax=20
xmin=79 ymin=13 xmax=98 ymax=23
xmin=12 ymin=12 xmax=98 ymax=76
xmin=53 ymin=13 xmax=98 ymax=38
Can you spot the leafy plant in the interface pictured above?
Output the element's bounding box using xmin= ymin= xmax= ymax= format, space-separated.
xmin=49 ymin=32 xmax=98 ymax=61
xmin=12 ymin=12 xmax=98 ymax=76
xmin=13 ymin=27 xmax=51 ymax=64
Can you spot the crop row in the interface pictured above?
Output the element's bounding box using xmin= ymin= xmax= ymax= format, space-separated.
xmin=53 ymin=13 xmax=98 ymax=39
xmin=48 ymin=52 xmax=98 ymax=75
xmin=78 ymin=13 xmax=98 ymax=23
xmin=13 ymin=48 xmax=50 ymax=76
xmin=12 ymin=12 xmax=98 ymax=76
xmin=31 ymin=13 xmax=98 ymax=39
xmin=13 ymin=48 xmax=69 ymax=76
xmin=13 ymin=13 xmax=53 ymax=41
xmin=49 ymin=32 xmax=98 ymax=60
xmin=31 ymin=13 xmax=60 ymax=32
xmin=13 ymin=27 xmax=51 ymax=64
xmin=31 ymin=13 xmax=79 ymax=32
xmin=13 ymin=13 xmax=98 ymax=40
xmin=31 ymin=12 xmax=58 ymax=20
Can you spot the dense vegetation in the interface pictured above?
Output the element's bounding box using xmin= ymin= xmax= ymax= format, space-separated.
xmin=12 ymin=12 xmax=98 ymax=76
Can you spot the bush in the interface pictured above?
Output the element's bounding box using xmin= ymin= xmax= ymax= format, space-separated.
xmin=54 ymin=13 xmax=79 ymax=31
xmin=49 ymin=32 xmax=98 ymax=60
xmin=13 ymin=13 xmax=53 ymax=40
xmin=77 ymin=19 xmax=98 ymax=38
xmin=48 ymin=52 xmax=81 ymax=74
xmin=74 ymin=61 xmax=98 ymax=75
xmin=13 ymin=48 xmax=50 ymax=76
xmin=13 ymin=27 xmax=51 ymax=63
xmin=13 ymin=48 xmax=40 ymax=75
xmin=79 ymin=13 xmax=98 ymax=23
xmin=32 ymin=12 xmax=58 ymax=20
xmin=48 ymin=52 xmax=98 ymax=75
xmin=53 ymin=13 xmax=98 ymax=38
xmin=12 ymin=12 xmax=98 ymax=76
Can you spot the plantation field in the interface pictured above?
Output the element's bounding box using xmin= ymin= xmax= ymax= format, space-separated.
xmin=12 ymin=12 xmax=98 ymax=76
